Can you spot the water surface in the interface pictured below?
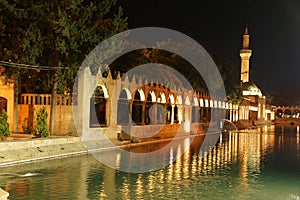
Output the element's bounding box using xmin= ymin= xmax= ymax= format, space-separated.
xmin=1 ymin=125 xmax=300 ymax=199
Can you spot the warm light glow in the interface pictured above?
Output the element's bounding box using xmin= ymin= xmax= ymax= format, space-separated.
xmin=115 ymin=153 xmax=121 ymax=170
xmin=149 ymin=91 xmax=156 ymax=102
xmin=214 ymin=100 xmax=218 ymax=108
xmin=222 ymin=101 xmax=226 ymax=109
xmin=99 ymin=84 xmax=109 ymax=98
xmin=177 ymin=96 xmax=183 ymax=105
xmin=218 ymin=100 xmax=222 ymax=108
xmin=249 ymin=106 xmax=258 ymax=111
xmin=122 ymin=88 xmax=132 ymax=100
xmin=242 ymin=90 xmax=262 ymax=97
xmin=158 ymin=93 xmax=166 ymax=103
xmin=184 ymin=120 xmax=190 ymax=132
xmin=200 ymin=98 xmax=204 ymax=107
xmin=169 ymin=94 xmax=175 ymax=104
xmin=138 ymin=89 xmax=145 ymax=101
xmin=205 ymin=99 xmax=209 ymax=107
xmin=185 ymin=96 xmax=190 ymax=105
xmin=193 ymin=97 xmax=198 ymax=106
xmin=210 ymin=99 xmax=214 ymax=108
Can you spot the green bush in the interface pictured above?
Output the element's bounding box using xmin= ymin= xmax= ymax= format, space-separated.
xmin=35 ymin=107 xmax=50 ymax=138
xmin=22 ymin=118 xmax=35 ymax=134
xmin=0 ymin=110 xmax=11 ymax=140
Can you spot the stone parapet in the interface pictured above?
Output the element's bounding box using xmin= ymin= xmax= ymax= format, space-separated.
xmin=0 ymin=137 xmax=87 ymax=166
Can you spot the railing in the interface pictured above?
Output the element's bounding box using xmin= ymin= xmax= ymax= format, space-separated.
xmin=20 ymin=94 xmax=72 ymax=106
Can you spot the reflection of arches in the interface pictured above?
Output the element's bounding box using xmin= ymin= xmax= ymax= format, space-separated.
xmin=275 ymin=109 xmax=283 ymax=118
xmin=0 ymin=97 xmax=7 ymax=113
xmin=117 ymin=89 xmax=130 ymax=125
xmin=90 ymin=86 xmax=108 ymax=127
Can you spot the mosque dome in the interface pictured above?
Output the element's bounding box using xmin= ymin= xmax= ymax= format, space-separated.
xmin=242 ymin=82 xmax=262 ymax=97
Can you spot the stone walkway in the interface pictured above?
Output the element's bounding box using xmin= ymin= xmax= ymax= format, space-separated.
xmin=0 ymin=135 xmax=87 ymax=166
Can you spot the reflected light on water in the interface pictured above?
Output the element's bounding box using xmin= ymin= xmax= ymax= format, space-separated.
xmin=115 ymin=153 xmax=121 ymax=170
xmin=2 ymin=126 xmax=300 ymax=199
xmin=297 ymin=126 xmax=300 ymax=151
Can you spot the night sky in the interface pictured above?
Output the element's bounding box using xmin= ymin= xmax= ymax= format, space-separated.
xmin=119 ymin=0 xmax=300 ymax=94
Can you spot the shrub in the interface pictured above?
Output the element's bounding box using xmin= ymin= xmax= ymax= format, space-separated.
xmin=0 ymin=110 xmax=11 ymax=140
xmin=35 ymin=107 xmax=50 ymax=138
xmin=22 ymin=118 xmax=35 ymax=134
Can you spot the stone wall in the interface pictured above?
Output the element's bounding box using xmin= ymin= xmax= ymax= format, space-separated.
xmin=0 ymin=74 xmax=14 ymax=132
xmin=18 ymin=104 xmax=76 ymax=135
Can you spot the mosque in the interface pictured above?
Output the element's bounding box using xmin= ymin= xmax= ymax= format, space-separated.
xmin=0 ymin=26 xmax=275 ymax=136
xmin=237 ymin=27 xmax=274 ymax=128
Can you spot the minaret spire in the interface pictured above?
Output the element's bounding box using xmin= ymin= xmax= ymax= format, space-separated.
xmin=240 ymin=26 xmax=252 ymax=83
xmin=242 ymin=26 xmax=250 ymax=49
xmin=244 ymin=26 xmax=248 ymax=35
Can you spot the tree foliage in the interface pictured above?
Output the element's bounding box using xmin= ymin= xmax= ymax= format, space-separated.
xmin=210 ymin=52 xmax=243 ymax=104
xmin=0 ymin=110 xmax=11 ymax=140
xmin=35 ymin=106 xmax=50 ymax=138
xmin=0 ymin=0 xmax=127 ymax=93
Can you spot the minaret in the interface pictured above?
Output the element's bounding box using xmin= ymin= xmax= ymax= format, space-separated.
xmin=240 ymin=26 xmax=252 ymax=83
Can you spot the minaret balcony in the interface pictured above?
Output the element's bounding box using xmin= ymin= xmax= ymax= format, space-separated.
xmin=240 ymin=49 xmax=252 ymax=54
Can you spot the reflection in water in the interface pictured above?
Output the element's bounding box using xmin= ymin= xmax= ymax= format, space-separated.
xmin=1 ymin=125 xmax=300 ymax=199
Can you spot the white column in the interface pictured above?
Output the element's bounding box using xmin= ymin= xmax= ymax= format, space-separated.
xmin=171 ymin=105 xmax=175 ymax=124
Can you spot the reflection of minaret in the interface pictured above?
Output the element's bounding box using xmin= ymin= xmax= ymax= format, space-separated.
xmin=240 ymin=26 xmax=252 ymax=83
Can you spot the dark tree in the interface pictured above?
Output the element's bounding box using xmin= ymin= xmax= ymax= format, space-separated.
xmin=0 ymin=0 xmax=127 ymax=93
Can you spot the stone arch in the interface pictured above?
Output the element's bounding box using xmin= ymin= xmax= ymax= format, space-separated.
xmin=145 ymin=91 xmax=156 ymax=125
xmin=293 ymin=109 xmax=300 ymax=118
xmin=90 ymin=85 xmax=109 ymax=127
xmin=192 ymin=97 xmax=199 ymax=123
xmin=275 ymin=109 xmax=283 ymax=118
xmin=132 ymin=90 xmax=145 ymax=125
xmin=0 ymin=97 xmax=7 ymax=113
xmin=157 ymin=92 xmax=167 ymax=124
xmin=117 ymin=88 xmax=131 ymax=125
xmin=148 ymin=91 xmax=156 ymax=103
xmin=157 ymin=92 xmax=166 ymax=104
xmin=166 ymin=94 xmax=176 ymax=124
xmin=199 ymin=98 xmax=205 ymax=122
xmin=169 ymin=94 xmax=175 ymax=105
xmin=176 ymin=95 xmax=183 ymax=105
xmin=284 ymin=109 xmax=292 ymax=118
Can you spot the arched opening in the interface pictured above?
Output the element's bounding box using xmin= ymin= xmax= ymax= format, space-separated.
xmin=201 ymin=99 xmax=210 ymax=122
xmin=90 ymin=86 xmax=108 ymax=127
xmin=117 ymin=89 xmax=131 ymax=125
xmin=192 ymin=97 xmax=199 ymax=123
xmin=157 ymin=93 xmax=167 ymax=124
xmin=0 ymin=97 xmax=7 ymax=113
xmin=145 ymin=92 xmax=154 ymax=125
xmin=176 ymin=96 xmax=183 ymax=124
xmin=132 ymin=91 xmax=144 ymax=125
xmin=166 ymin=94 xmax=177 ymax=124
xmin=293 ymin=110 xmax=300 ymax=118
xmin=166 ymin=98 xmax=172 ymax=124
xmin=284 ymin=109 xmax=292 ymax=118
xmin=275 ymin=109 xmax=283 ymax=118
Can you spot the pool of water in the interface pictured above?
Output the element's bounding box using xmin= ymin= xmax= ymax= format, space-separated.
xmin=1 ymin=125 xmax=300 ymax=199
